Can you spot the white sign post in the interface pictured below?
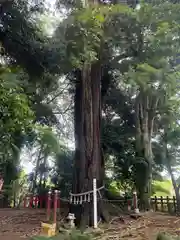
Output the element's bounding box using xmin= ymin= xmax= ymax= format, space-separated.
xmin=93 ymin=178 xmax=98 ymax=229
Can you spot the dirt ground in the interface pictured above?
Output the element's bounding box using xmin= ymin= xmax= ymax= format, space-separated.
xmin=102 ymin=212 xmax=180 ymax=240
xmin=0 ymin=209 xmax=180 ymax=240
xmin=0 ymin=209 xmax=46 ymax=239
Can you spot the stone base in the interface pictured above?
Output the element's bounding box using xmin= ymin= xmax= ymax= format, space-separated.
xmin=41 ymin=222 xmax=56 ymax=237
xmin=134 ymin=208 xmax=140 ymax=214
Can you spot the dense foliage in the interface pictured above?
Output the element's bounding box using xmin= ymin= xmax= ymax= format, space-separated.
xmin=1 ymin=0 xmax=180 ymax=225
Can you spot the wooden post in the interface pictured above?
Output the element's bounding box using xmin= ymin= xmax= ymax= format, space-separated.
xmin=24 ymin=196 xmax=27 ymax=208
xmin=57 ymin=191 xmax=61 ymax=212
xmin=93 ymin=178 xmax=98 ymax=229
xmin=154 ymin=196 xmax=158 ymax=211
xmin=53 ymin=190 xmax=58 ymax=224
xmin=160 ymin=196 xmax=163 ymax=212
xmin=39 ymin=196 xmax=43 ymax=209
xmin=33 ymin=196 xmax=36 ymax=208
xmin=166 ymin=196 xmax=169 ymax=212
xmin=47 ymin=191 xmax=51 ymax=222
xmin=35 ymin=195 xmax=38 ymax=208
xmin=29 ymin=195 xmax=33 ymax=208
xmin=173 ymin=196 xmax=176 ymax=213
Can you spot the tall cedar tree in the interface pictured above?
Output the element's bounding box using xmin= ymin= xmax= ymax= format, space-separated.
xmin=71 ymin=0 xmax=109 ymax=227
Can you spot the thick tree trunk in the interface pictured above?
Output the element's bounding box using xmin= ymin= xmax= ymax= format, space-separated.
xmin=166 ymin=151 xmax=180 ymax=213
xmin=135 ymin=92 xmax=156 ymax=210
xmin=71 ymin=62 xmax=107 ymax=227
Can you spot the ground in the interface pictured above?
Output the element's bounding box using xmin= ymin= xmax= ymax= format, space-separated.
xmin=101 ymin=212 xmax=180 ymax=240
xmin=0 ymin=210 xmax=180 ymax=240
xmin=0 ymin=209 xmax=46 ymax=240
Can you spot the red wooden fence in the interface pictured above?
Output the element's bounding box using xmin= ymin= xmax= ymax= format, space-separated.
xmin=23 ymin=193 xmax=61 ymax=209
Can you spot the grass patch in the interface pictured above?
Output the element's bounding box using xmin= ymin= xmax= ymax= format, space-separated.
xmin=30 ymin=230 xmax=93 ymax=240
xmin=152 ymin=180 xmax=174 ymax=197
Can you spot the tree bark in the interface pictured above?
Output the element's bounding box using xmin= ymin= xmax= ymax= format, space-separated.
xmin=71 ymin=61 xmax=107 ymax=227
xmin=70 ymin=0 xmax=110 ymax=227
xmin=167 ymin=162 xmax=180 ymax=213
xmin=32 ymin=148 xmax=42 ymax=193
xmin=135 ymin=92 xmax=157 ymax=210
xmin=165 ymin=144 xmax=180 ymax=213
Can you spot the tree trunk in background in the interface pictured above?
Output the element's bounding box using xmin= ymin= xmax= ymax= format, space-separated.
xmin=135 ymin=92 xmax=158 ymax=210
xmin=72 ymin=61 xmax=107 ymax=227
xmin=167 ymin=162 xmax=180 ymax=213
xmin=32 ymin=148 xmax=42 ymax=193
xmin=165 ymin=140 xmax=180 ymax=213
xmin=39 ymin=173 xmax=43 ymax=189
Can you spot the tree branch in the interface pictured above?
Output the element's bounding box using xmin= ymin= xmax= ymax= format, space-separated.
xmin=46 ymin=83 xmax=70 ymax=104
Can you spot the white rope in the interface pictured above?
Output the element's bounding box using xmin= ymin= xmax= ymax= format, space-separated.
xmin=58 ymin=186 xmax=135 ymax=206
xmin=59 ymin=197 xmax=134 ymax=204
xmin=70 ymin=186 xmax=104 ymax=197
xmin=59 ymin=197 xmax=70 ymax=202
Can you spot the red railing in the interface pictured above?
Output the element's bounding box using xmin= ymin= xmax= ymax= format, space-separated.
xmin=23 ymin=193 xmax=61 ymax=209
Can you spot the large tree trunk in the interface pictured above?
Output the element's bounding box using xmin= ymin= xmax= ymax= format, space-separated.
xmin=165 ymin=143 xmax=180 ymax=213
xmin=70 ymin=0 xmax=111 ymax=228
xmin=135 ymin=92 xmax=158 ymax=210
xmin=71 ymin=61 xmax=107 ymax=228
